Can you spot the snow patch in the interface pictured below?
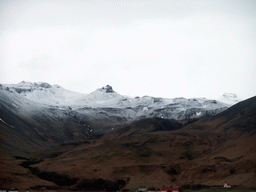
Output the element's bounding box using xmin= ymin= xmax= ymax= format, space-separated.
xmin=0 ymin=118 xmax=14 ymax=128
xmin=143 ymin=107 xmax=149 ymax=112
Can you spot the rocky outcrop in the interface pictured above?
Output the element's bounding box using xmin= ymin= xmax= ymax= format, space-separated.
xmin=100 ymin=85 xmax=114 ymax=93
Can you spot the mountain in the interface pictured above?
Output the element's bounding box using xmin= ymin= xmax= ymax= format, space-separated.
xmin=1 ymin=81 xmax=86 ymax=105
xmin=1 ymin=81 xmax=254 ymax=190
xmin=1 ymin=81 xmax=231 ymax=118
xmin=0 ymin=82 xmax=235 ymax=153
xmin=2 ymin=96 xmax=253 ymax=190
xmin=0 ymin=82 xmax=233 ymax=154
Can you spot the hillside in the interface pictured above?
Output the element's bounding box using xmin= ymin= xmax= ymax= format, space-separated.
xmin=1 ymin=96 xmax=254 ymax=190
xmin=0 ymin=89 xmax=92 ymax=155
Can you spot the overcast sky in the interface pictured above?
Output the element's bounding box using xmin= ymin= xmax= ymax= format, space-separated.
xmin=0 ymin=0 xmax=256 ymax=100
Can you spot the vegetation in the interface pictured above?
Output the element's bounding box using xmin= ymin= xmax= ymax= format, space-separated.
xmin=19 ymin=159 xmax=78 ymax=186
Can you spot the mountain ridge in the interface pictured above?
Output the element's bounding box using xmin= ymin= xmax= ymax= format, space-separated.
xmin=1 ymin=81 xmax=240 ymax=107
xmin=0 ymin=81 xmax=233 ymax=134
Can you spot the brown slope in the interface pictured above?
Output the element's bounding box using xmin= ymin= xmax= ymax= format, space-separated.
xmin=27 ymin=132 xmax=256 ymax=188
xmin=215 ymin=95 xmax=256 ymax=133
xmin=0 ymin=150 xmax=57 ymax=190
xmin=3 ymin=132 xmax=255 ymax=190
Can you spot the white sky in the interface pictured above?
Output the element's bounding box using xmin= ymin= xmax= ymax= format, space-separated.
xmin=1 ymin=0 xmax=256 ymax=100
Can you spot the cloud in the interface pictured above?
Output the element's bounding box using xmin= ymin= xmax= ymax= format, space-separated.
xmin=0 ymin=0 xmax=256 ymax=99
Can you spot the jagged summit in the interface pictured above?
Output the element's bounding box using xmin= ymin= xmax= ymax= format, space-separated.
xmin=18 ymin=81 xmax=49 ymax=87
xmin=10 ymin=81 xmax=57 ymax=89
xmin=83 ymin=85 xmax=125 ymax=105
xmin=2 ymin=81 xmax=53 ymax=93
xmin=17 ymin=81 xmax=34 ymax=87
xmin=1 ymin=81 xmax=85 ymax=105
xmin=99 ymin=85 xmax=114 ymax=93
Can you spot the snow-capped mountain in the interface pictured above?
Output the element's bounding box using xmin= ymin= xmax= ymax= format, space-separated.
xmin=219 ymin=93 xmax=241 ymax=105
xmin=0 ymin=81 xmax=235 ymax=121
xmin=73 ymin=85 xmax=128 ymax=107
xmin=1 ymin=81 xmax=86 ymax=105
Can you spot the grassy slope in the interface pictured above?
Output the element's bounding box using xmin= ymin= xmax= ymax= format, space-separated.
xmin=29 ymin=124 xmax=256 ymax=189
xmin=0 ymin=150 xmax=56 ymax=190
xmin=1 ymin=126 xmax=256 ymax=189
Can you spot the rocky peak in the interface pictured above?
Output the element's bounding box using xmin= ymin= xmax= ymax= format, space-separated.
xmin=5 ymin=81 xmax=53 ymax=94
xmin=17 ymin=81 xmax=34 ymax=88
xmin=100 ymin=85 xmax=114 ymax=93
xmin=17 ymin=81 xmax=52 ymax=89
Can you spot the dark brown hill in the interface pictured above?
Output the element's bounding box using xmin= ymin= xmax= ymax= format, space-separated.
xmin=181 ymin=96 xmax=256 ymax=134
xmin=214 ymin=96 xmax=256 ymax=132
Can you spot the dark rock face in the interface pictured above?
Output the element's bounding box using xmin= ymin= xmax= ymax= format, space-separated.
xmin=101 ymin=85 xmax=114 ymax=93
xmin=203 ymin=100 xmax=217 ymax=105
xmin=14 ymin=88 xmax=32 ymax=93
xmin=153 ymin=97 xmax=162 ymax=103
xmin=11 ymin=82 xmax=52 ymax=93
xmin=39 ymin=82 xmax=52 ymax=88
xmin=3 ymin=81 xmax=53 ymax=94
